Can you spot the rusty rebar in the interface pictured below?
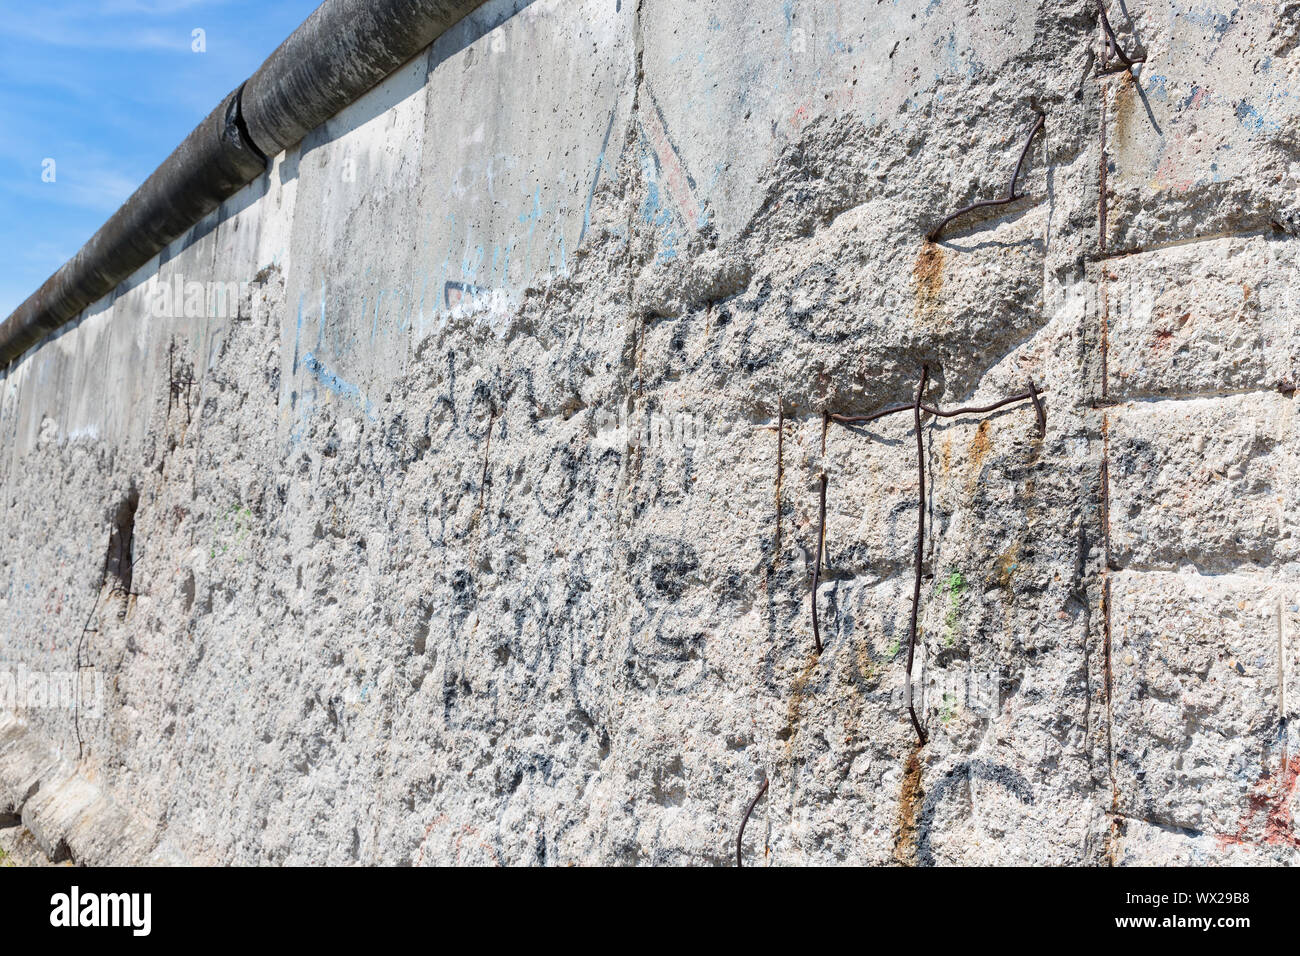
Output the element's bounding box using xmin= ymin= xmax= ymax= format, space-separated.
xmin=811 ymin=472 xmax=827 ymax=655
xmin=828 ymin=372 xmax=1043 ymax=746
xmin=1097 ymin=0 xmax=1133 ymax=69
xmin=736 ymin=777 xmax=770 ymax=867
xmin=74 ymin=545 xmax=113 ymax=760
xmin=829 ymin=404 xmax=915 ymax=427
xmin=927 ymin=111 xmax=1046 ymax=242
xmin=1028 ymin=379 xmax=1046 ymax=436
xmin=73 ymin=594 xmax=101 ymax=760
xmin=906 ymin=367 xmax=929 ymax=746
xmin=167 ymin=340 xmax=195 ymax=423
xmin=925 ymin=390 xmax=1042 ymax=418
xmin=830 ymin=388 xmax=1046 ymax=428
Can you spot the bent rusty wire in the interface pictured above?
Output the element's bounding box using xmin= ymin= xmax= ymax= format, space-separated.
xmin=736 ymin=777 xmax=770 ymax=867
xmin=830 ymin=370 xmax=1045 ymax=745
xmin=1097 ymin=0 xmax=1134 ymax=69
xmin=927 ymin=112 xmax=1046 ymax=243
xmin=907 ymin=367 xmax=930 ymax=744
xmin=810 ymin=472 xmax=828 ymax=655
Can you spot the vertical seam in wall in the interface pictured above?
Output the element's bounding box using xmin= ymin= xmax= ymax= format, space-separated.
xmin=1096 ymin=55 xmax=1119 ymax=861
xmin=1101 ymin=414 xmax=1118 ymax=862
xmin=603 ymin=0 xmax=648 ymax=864
xmin=1279 ymin=597 xmax=1287 ymax=741
xmin=1097 ymin=67 xmax=1110 ymax=404
xmin=1098 ymin=79 xmax=1108 ymax=256
xmin=96 ymin=299 xmax=117 ymax=447
xmin=1099 ymin=269 xmax=1109 ymax=403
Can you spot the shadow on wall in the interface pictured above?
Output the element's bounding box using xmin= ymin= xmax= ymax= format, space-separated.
xmin=294 ymin=0 xmax=541 ymax=171
xmin=105 ymin=486 xmax=139 ymax=598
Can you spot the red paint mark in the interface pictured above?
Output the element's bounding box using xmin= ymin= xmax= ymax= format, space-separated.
xmin=1216 ymin=755 xmax=1300 ymax=851
xmin=414 ymin=813 xmax=447 ymax=866
xmin=787 ymin=88 xmax=855 ymax=134
xmin=1151 ymin=147 xmax=1197 ymax=193
xmin=415 ymin=812 xmax=502 ymax=866
xmin=641 ymin=99 xmax=701 ymax=227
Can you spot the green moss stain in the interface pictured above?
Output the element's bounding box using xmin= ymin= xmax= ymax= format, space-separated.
xmin=940 ymin=691 xmax=959 ymax=724
xmin=211 ymin=505 xmax=254 ymax=561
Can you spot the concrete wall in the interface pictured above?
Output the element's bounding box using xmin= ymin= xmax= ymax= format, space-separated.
xmin=1 ymin=0 xmax=1298 ymax=864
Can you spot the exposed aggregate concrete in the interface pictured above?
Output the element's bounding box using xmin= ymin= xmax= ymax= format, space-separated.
xmin=2 ymin=0 xmax=1299 ymax=864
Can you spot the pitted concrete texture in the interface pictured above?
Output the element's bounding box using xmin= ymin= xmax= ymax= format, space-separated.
xmin=1 ymin=0 xmax=1298 ymax=864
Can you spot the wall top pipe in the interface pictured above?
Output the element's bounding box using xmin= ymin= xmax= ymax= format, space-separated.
xmin=0 ymin=0 xmax=488 ymax=369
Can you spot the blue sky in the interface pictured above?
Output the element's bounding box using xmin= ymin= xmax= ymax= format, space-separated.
xmin=0 ymin=0 xmax=322 ymax=318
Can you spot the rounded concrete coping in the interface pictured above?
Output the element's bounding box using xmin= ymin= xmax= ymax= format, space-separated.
xmin=0 ymin=0 xmax=488 ymax=369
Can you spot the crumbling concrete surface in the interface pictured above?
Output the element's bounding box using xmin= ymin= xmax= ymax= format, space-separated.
xmin=1 ymin=0 xmax=1298 ymax=864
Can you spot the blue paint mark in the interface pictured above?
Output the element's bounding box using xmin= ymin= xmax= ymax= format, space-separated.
xmin=316 ymin=280 xmax=327 ymax=350
xmin=1235 ymin=100 xmax=1266 ymax=134
xmin=292 ymin=293 xmax=303 ymax=375
xmin=1182 ymin=9 xmax=1233 ymax=41
xmin=580 ymin=105 xmax=619 ymax=247
xmin=639 ymin=172 xmax=680 ymax=261
xmin=403 ymin=272 xmax=427 ymax=334
xmin=301 ymin=352 xmax=374 ymax=419
xmin=519 ymin=187 xmax=544 ymax=278
xmin=371 ymin=290 xmax=384 ymax=341
xmin=463 ymin=244 xmax=485 ymax=283
xmin=498 ymin=243 xmax=513 ymax=288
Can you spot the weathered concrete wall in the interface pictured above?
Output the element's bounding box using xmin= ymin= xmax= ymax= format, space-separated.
xmin=1 ymin=0 xmax=1298 ymax=865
